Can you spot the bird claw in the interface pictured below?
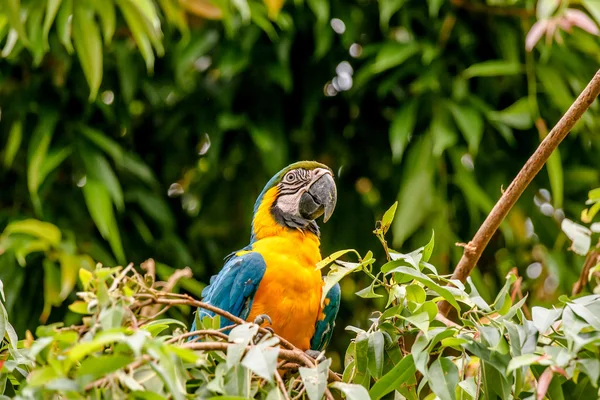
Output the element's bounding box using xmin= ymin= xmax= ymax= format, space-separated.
xmin=305 ymin=349 xmax=326 ymax=362
xmin=253 ymin=314 xmax=272 ymax=326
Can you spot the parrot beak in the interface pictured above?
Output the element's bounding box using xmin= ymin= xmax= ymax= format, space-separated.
xmin=299 ymin=171 xmax=337 ymax=223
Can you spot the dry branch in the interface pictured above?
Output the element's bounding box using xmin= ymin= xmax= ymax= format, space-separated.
xmin=439 ymin=69 xmax=600 ymax=316
xmin=183 ymin=342 xmax=342 ymax=382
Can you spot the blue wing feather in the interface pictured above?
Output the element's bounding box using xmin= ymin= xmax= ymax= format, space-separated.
xmin=191 ymin=251 xmax=266 ymax=332
xmin=310 ymin=282 xmax=341 ymax=351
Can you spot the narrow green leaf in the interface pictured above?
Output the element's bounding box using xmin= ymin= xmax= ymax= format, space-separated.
xmin=3 ymin=120 xmax=23 ymax=168
xmin=331 ymin=382 xmax=370 ymax=400
xmin=381 ymin=202 xmax=398 ymax=235
xmin=448 ymin=102 xmax=484 ymax=154
xmin=116 ymin=0 xmax=156 ymax=72
xmin=80 ymin=144 xmax=124 ymax=211
xmin=390 ymin=100 xmax=417 ymax=163
xmin=27 ymin=111 xmax=59 ymax=215
xmin=547 ymin=148 xmax=563 ymax=209
xmin=421 ymin=230 xmax=435 ymax=263
xmin=92 ymin=0 xmax=116 ymax=45
xmin=428 ymin=357 xmax=458 ymax=400
xmin=5 ymin=0 xmax=29 ymax=46
xmin=82 ymin=179 xmax=125 ymax=264
xmin=43 ymin=0 xmax=62 ymax=50
xmin=73 ymin=1 xmax=103 ymax=100
xmin=369 ymin=355 xmax=415 ymax=399
xmin=56 ymin=0 xmax=74 ymax=53
xmin=367 ymin=331 xmax=385 ymax=378
xmin=463 ymin=60 xmax=522 ymax=78
xmin=3 ymin=219 xmax=61 ymax=246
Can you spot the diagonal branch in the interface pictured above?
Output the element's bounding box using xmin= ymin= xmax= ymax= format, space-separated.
xmin=439 ymin=69 xmax=600 ymax=317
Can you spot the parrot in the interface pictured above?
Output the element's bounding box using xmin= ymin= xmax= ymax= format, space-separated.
xmin=191 ymin=161 xmax=341 ymax=354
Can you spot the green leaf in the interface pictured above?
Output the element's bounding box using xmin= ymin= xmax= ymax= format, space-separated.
xmin=316 ymin=249 xmax=360 ymax=270
xmin=77 ymin=354 xmax=133 ymax=383
xmin=463 ymin=60 xmax=522 ymax=78
xmin=3 ymin=120 xmax=22 ymax=169
xmin=506 ymin=353 xmax=543 ymax=374
xmin=379 ymin=0 xmax=406 ymax=31
xmin=369 ymin=355 xmax=415 ymax=399
xmin=547 ymin=148 xmax=563 ymax=209
xmin=82 ymin=179 xmax=125 ymax=264
xmin=27 ymin=110 xmax=59 ymax=214
xmin=488 ymin=97 xmax=533 ymax=130
xmin=367 ymin=331 xmax=385 ymax=378
xmin=73 ymin=1 xmax=103 ymax=100
xmin=42 ymin=0 xmax=62 ymax=50
xmin=5 ymin=0 xmax=29 ymax=46
xmin=59 ymin=253 xmax=80 ymax=300
xmin=381 ymin=202 xmax=398 ymax=235
xmin=448 ymin=102 xmax=484 ymax=154
xmin=56 ymin=0 xmax=74 ymax=53
xmin=331 ymin=382 xmax=370 ymax=400
xmin=422 ymin=230 xmax=435 ymax=263
xmin=3 ymin=219 xmax=61 ymax=245
xmin=91 ymin=0 xmax=116 ymax=44
xmin=80 ymin=144 xmax=124 ymax=211
xmin=384 ymin=264 xmax=461 ymax=311
xmin=406 ymin=284 xmax=426 ymax=304
xmin=583 ymin=0 xmax=600 ymax=27
xmin=428 ymin=357 xmax=458 ymax=400
xmin=116 ymin=0 xmax=156 ymax=72
xmin=67 ymin=332 xmax=127 ymax=364
xmin=537 ymin=0 xmax=559 ymax=19
xmin=390 ymin=100 xmax=417 ymax=163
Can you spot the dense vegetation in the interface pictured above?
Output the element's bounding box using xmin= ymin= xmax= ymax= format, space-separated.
xmin=2 ymin=0 xmax=600 ymax=398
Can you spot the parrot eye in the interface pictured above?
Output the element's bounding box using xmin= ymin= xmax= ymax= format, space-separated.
xmin=284 ymin=172 xmax=297 ymax=183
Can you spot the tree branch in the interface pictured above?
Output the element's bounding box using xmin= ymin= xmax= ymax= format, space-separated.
xmin=183 ymin=342 xmax=342 ymax=382
xmin=439 ymin=69 xmax=600 ymax=316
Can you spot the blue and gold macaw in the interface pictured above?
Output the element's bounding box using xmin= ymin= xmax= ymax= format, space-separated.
xmin=192 ymin=161 xmax=341 ymax=352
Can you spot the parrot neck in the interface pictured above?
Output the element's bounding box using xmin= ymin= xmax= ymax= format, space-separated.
xmin=251 ymin=187 xmax=320 ymax=246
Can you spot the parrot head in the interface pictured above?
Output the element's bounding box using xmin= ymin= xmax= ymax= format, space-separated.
xmin=251 ymin=161 xmax=337 ymax=241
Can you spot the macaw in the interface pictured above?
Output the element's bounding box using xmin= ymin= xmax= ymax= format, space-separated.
xmin=191 ymin=161 xmax=341 ymax=353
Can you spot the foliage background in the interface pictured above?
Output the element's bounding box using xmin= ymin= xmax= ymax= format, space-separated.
xmin=1 ymin=0 xmax=600 ymax=371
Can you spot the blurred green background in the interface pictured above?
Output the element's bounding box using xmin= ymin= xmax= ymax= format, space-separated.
xmin=2 ymin=0 xmax=600 ymax=366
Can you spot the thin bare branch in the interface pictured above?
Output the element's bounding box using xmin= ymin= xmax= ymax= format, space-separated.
xmin=439 ymin=69 xmax=600 ymax=316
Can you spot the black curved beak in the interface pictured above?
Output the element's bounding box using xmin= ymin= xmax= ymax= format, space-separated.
xmin=299 ymin=172 xmax=337 ymax=222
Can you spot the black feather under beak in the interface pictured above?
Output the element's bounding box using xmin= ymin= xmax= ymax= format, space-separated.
xmin=299 ymin=173 xmax=337 ymax=222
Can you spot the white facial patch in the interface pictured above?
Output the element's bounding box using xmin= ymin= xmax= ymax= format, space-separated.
xmin=274 ymin=168 xmax=330 ymax=217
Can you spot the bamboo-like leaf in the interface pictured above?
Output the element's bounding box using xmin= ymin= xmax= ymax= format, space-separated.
xmin=72 ymin=1 xmax=103 ymax=100
xmin=92 ymin=0 xmax=116 ymax=45
xmin=5 ymin=0 xmax=29 ymax=45
xmin=56 ymin=0 xmax=74 ymax=53
xmin=82 ymin=179 xmax=125 ymax=264
xmin=116 ymin=0 xmax=155 ymax=72
xmin=42 ymin=0 xmax=62 ymax=50
xmin=27 ymin=111 xmax=59 ymax=215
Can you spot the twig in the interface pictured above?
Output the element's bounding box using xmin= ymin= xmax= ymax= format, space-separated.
xmin=182 ymin=342 xmax=341 ymax=382
xmin=572 ymin=244 xmax=600 ymax=296
xmin=451 ymin=0 xmax=534 ymax=18
xmin=153 ymin=296 xmax=299 ymax=351
xmin=108 ymin=263 xmax=134 ymax=292
xmin=439 ymin=69 xmax=600 ymax=317
xmin=274 ymin=369 xmax=291 ymax=400
xmin=324 ymin=387 xmax=335 ymax=400
xmin=165 ymin=329 xmax=229 ymax=343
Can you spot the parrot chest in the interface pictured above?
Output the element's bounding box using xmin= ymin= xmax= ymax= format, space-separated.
xmin=248 ymin=235 xmax=323 ymax=350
